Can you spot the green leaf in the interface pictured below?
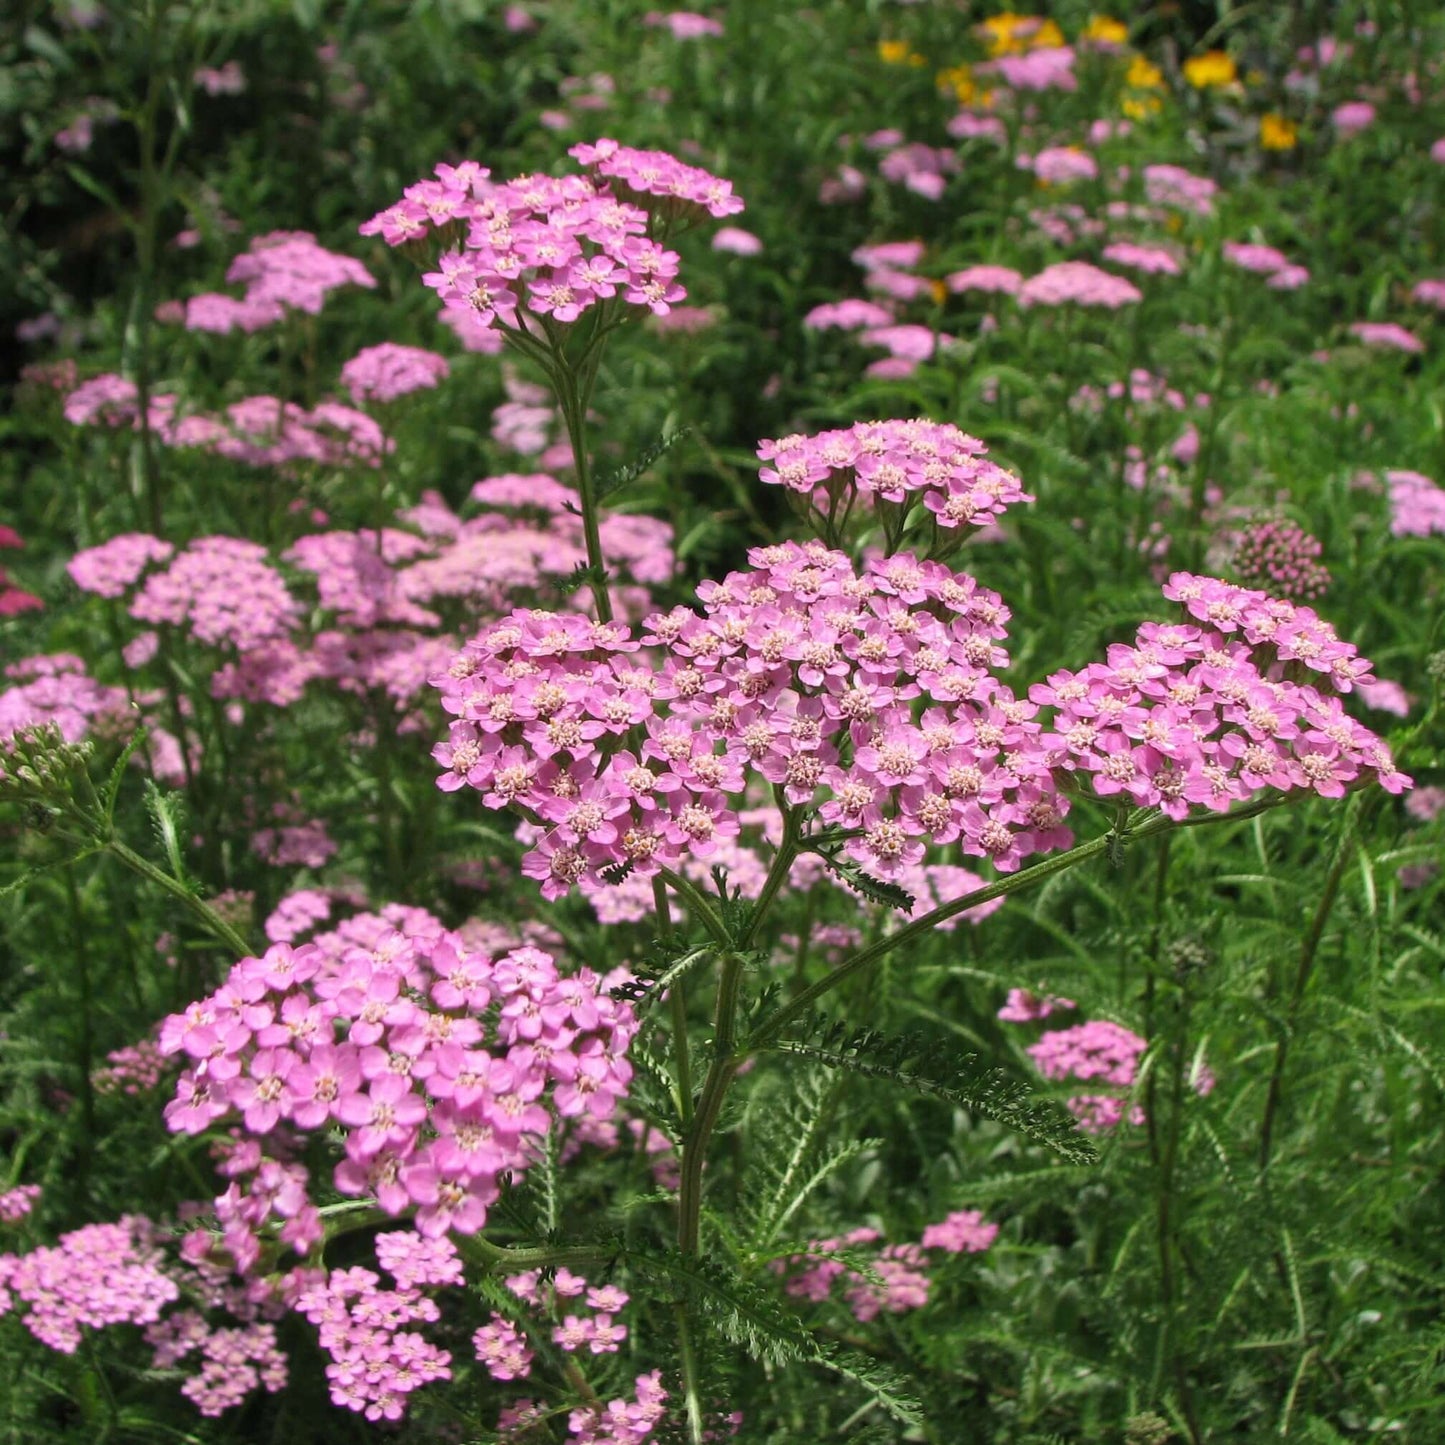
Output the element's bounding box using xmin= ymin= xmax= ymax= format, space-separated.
xmin=758 ymin=1012 xmax=1097 ymax=1163
xmin=594 ymin=424 xmax=693 ymax=503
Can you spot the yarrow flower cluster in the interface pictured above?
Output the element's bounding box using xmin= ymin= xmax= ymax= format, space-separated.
xmin=360 ymin=140 xmax=742 ymax=341
xmin=756 ymin=419 xmax=1031 ymax=536
xmin=0 ymin=1184 xmax=41 ymax=1223
xmin=158 ymin=928 xmax=638 ymax=1240
xmin=340 ymin=343 xmax=451 ymax=404
xmin=1030 ymin=572 xmax=1409 ymax=816
xmin=778 ymin=1206 xmax=998 ymax=1323
xmin=1384 ymin=469 xmax=1445 ymax=537
xmin=1018 ymin=261 xmax=1142 ymax=309
xmin=434 ymin=538 xmax=1070 ymax=893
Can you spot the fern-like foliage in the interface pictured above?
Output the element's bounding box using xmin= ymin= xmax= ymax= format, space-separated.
xmin=756 ymin=1011 xmax=1097 ymax=1164
xmin=623 ymin=1246 xmax=923 ymax=1427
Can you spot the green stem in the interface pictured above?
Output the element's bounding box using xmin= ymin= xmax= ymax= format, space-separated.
xmin=677 ymin=952 xmax=747 ymax=1256
xmin=105 ymin=838 xmax=251 ymax=956
xmin=736 ymin=801 xmax=801 ymax=950
xmin=655 ymin=866 xmax=732 ymax=947
xmin=556 ymin=354 xmax=613 ymax=623
xmin=656 ymin=878 xmax=695 ymax=1128
xmin=1257 ymin=793 xmax=1366 ymax=1172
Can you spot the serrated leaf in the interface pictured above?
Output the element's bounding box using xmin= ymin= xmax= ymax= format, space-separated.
xmin=594 ymin=425 xmax=693 ymax=503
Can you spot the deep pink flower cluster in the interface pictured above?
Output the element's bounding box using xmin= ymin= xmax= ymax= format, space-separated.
xmin=756 ymin=419 xmax=1031 ymax=533
xmin=361 ymin=142 xmax=740 ymax=341
xmin=158 ymin=929 xmax=638 ymax=1239
xmin=340 ymin=343 xmax=451 ymax=404
xmin=1385 ymin=469 xmax=1445 ymax=537
xmin=1018 ymin=261 xmax=1142 ymax=308
xmin=251 ymin=818 xmax=338 ymax=869
xmin=0 ymin=1217 xmax=179 ymax=1352
xmin=0 ymin=527 xmax=42 ymax=616
xmin=226 ymin=230 xmax=376 ymax=315
xmin=434 ymin=539 xmax=1071 ymax=895
xmin=1030 ymin=571 xmax=1409 ymax=815
xmin=0 ymin=1184 xmax=41 ymax=1223
xmin=1227 ymin=519 xmax=1331 ymax=600
xmin=1026 ymin=1020 xmax=1149 ymax=1132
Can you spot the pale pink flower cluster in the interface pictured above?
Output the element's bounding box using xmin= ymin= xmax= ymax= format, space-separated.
xmin=757 ymin=419 xmax=1030 ymax=532
xmin=340 ymin=343 xmax=451 ymax=404
xmin=1385 ymin=469 xmax=1445 ymax=536
xmin=127 ymin=537 xmax=301 ymax=651
xmin=1412 ymin=279 xmax=1445 ymax=309
xmin=0 ymin=1184 xmax=41 ymax=1223
xmin=997 ymin=988 xmax=1075 ymax=1022
xmin=1332 ymin=100 xmax=1376 ymax=137
xmin=1101 ymin=241 xmax=1182 ymax=276
xmin=184 ymin=293 xmax=283 ymax=334
xmin=1349 ymin=321 xmax=1424 ymax=353
xmin=226 ymin=230 xmax=376 ymax=315
xmin=0 ymin=1217 xmax=179 ymax=1352
xmin=920 ymin=1208 xmax=999 ymax=1253
xmin=1018 ymin=261 xmax=1141 ymax=309
xmin=643 ymin=9 xmax=722 ymax=38
xmin=158 ymin=931 xmax=638 ymax=1239
xmin=265 ymin=888 xmax=334 ymax=942
xmin=985 ymin=46 xmax=1077 ymax=92
xmin=434 ymin=538 xmax=1068 ymax=895
xmin=66 ymin=532 xmax=173 ymax=598
xmin=1023 ymin=146 xmax=1098 ymax=184
xmin=93 ymin=1039 xmax=167 ymax=1095
xmin=0 ymin=653 xmax=128 ymax=745
xmin=802 ymin=298 xmax=894 ymax=330
xmin=362 ymin=143 xmax=739 ymax=341
xmin=251 ymin=819 xmax=337 ymax=869
xmin=1142 ymin=164 xmax=1217 ymax=216
xmin=194 ymin=61 xmax=245 ymax=96
xmin=66 ymin=382 xmax=392 ymax=469
xmin=1032 ymin=572 xmax=1409 ymax=814
xmin=877 ymin=141 xmax=959 ymax=200
xmin=1223 ymin=241 xmax=1310 ymax=290
xmin=946 ymin=264 xmax=1023 ymax=296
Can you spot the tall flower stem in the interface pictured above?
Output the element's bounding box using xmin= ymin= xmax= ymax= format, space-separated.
xmin=1257 ymin=792 xmax=1367 ymax=1172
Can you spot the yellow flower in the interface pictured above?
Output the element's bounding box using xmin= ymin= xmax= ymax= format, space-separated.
xmin=1183 ymin=50 xmax=1237 ymax=88
xmin=878 ymin=39 xmax=912 ymax=64
xmin=1122 ymin=93 xmax=1163 ymax=120
xmin=936 ymin=64 xmax=977 ymax=104
xmin=978 ymin=13 xmax=1061 ymax=56
xmin=1082 ymin=15 xmax=1129 ymax=45
xmin=1126 ymin=54 xmax=1164 ymax=90
xmin=929 ymin=279 xmax=948 ymax=305
xmin=979 ymin=13 xmax=1030 ymax=56
xmin=1259 ymin=113 xmax=1299 ymax=150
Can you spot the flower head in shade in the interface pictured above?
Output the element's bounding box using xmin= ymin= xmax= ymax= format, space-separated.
xmin=1385 ymin=470 xmax=1445 ymax=537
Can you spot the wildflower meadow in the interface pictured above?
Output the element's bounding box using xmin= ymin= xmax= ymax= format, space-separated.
xmin=3 ymin=2 xmax=1445 ymax=1441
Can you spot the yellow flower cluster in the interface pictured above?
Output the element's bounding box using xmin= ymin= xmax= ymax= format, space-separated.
xmin=878 ymin=38 xmax=926 ymax=68
xmin=1183 ymin=50 xmax=1238 ymax=88
xmin=1081 ymin=15 xmax=1129 ymax=46
xmin=1259 ymin=113 xmax=1299 ymax=150
xmin=978 ymin=12 xmax=1064 ymax=58
xmin=1122 ymin=52 xmax=1164 ymax=118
